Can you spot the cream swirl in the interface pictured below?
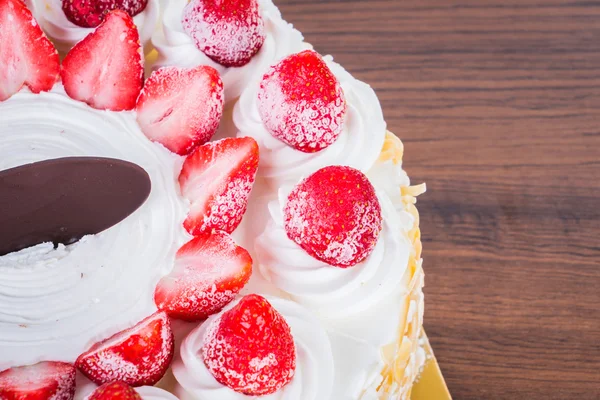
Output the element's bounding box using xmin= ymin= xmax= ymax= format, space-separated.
xmin=25 ymin=0 xmax=160 ymax=53
xmin=234 ymin=56 xmax=387 ymax=187
xmin=136 ymin=386 xmax=181 ymax=400
xmin=152 ymin=0 xmax=310 ymax=102
xmin=173 ymin=296 xmax=334 ymax=400
xmin=0 ymin=86 xmax=190 ymax=370
xmin=255 ymin=187 xmax=411 ymax=320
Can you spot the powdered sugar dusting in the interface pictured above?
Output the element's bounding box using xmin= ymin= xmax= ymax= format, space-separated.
xmin=203 ymin=173 xmax=254 ymax=233
xmin=257 ymin=50 xmax=346 ymax=153
xmin=200 ymin=295 xmax=296 ymax=395
xmin=76 ymin=312 xmax=174 ymax=386
xmin=179 ymin=137 xmax=259 ymax=235
xmin=154 ymin=231 xmax=252 ymax=320
xmin=182 ymin=0 xmax=266 ymax=67
xmin=136 ymin=65 xmax=224 ymax=155
xmin=0 ymin=361 xmax=75 ymax=399
xmin=284 ymin=166 xmax=382 ymax=268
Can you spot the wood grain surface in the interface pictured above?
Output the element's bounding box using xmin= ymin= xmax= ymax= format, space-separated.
xmin=276 ymin=1 xmax=600 ymax=399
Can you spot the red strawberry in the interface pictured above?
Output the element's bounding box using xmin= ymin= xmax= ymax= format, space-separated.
xmin=0 ymin=361 xmax=76 ymax=400
xmin=284 ymin=165 xmax=382 ymax=268
xmin=0 ymin=0 xmax=60 ymax=101
xmin=182 ymin=0 xmax=265 ymax=67
xmin=202 ymin=294 xmax=296 ymax=395
xmin=155 ymin=230 xmax=252 ymax=321
xmin=61 ymin=10 xmax=143 ymax=111
xmin=257 ymin=50 xmax=347 ymax=153
xmin=75 ymin=311 xmax=174 ymax=387
xmin=178 ymin=137 xmax=259 ymax=235
xmin=88 ymin=381 xmax=141 ymax=400
xmin=62 ymin=0 xmax=148 ymax=28
xmin=136 ymin=66 xmax=224 ymax=155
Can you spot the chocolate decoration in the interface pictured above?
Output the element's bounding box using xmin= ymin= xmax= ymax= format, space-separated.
xmin=0 ymin=157 xmax=151 ymax=257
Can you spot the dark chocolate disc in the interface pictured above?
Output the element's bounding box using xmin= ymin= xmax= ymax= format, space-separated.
xmin=0 ymin=157 xmax=151 ymax=257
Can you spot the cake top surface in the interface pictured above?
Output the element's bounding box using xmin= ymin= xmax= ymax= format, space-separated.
xmin=0 ymin=0 xmax=425 ymax=399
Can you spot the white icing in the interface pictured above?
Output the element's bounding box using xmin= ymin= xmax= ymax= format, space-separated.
xmin=173 ymin=297 xmax=334 ymax=400
xmin=25 ymin=0 xmax=160 ymax=53
xmin=249 ymin=167 xmax=419 ymax=399
xmin=255 ymin=187 xmax=412 ymax=320
xmin=0 ymin=86 xmax=190 ymax=371
xmin=136 ymin=386 xmax=181 ymax=400
xmin=234 ymin=56 xmax=387 ymax=187
xmin=152 ymin=0 xmax=310 ymax=102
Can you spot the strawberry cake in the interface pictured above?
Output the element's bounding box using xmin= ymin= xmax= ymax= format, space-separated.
xmin=0 ymin=0 xmax=426 ymax=399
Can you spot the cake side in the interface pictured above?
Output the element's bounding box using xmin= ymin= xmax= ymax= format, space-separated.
xmin=374 ymin=132 xmax=426 ymax=399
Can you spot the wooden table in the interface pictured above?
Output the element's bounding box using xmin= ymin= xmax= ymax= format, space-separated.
xmin=278 ymin=1 xmax=600 ymax=398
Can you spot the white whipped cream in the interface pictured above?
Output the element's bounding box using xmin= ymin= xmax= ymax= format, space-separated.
xmin=136 ymin=386 xmax=181 ymax=400
xmin=256 ymin=188 xmax=412 ymax=320
xmin=152 ymin=0 xmax=310 ymax=102
xmin=25 ymin=0 xmax=160 ymax=53
xmin=234 ymin=56 xmax=387 ymax=187
xmin=173 ymin=296 xmax=334 ymax=400
xmin=0 ymin=86 xmax=190 ymax=371
xmin=249 ymin=164 xmax=420 ymax=399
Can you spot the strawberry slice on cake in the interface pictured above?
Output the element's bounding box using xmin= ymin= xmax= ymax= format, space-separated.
xmin=0 ymin=0 xmax=60 ymax=101
xmin=284 ymin=165 xmax=383 ymax=268
xmin=182 ymin=0 xmax=266 ymax=67
xmin=61 ymin=10 xmax=143 ymax=111
xmin=0 ymin=361 xmax=76 ymax=400
xmin=155 ymin=230 xmax=253 ymax=321
xmin=63 ymin=0 xmax=149 ymax=28
xmin=76 ymin=311 xmax=174 ymax=387
xmin=201 ymin=294 xmax=296 ymax=396
xmin=179 ymin=137 xmax=259 ymax=236
xmin=87 ymin=381 xmax=141 ymax=400
xmin=257 ymin=50 xmax=347 ymax=153
xmin=136 ymin=65 xmax=224 ymax=155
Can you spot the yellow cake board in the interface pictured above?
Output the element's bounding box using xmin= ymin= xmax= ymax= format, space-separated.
xmin=411 ymin=332 xmax=452 ymax=400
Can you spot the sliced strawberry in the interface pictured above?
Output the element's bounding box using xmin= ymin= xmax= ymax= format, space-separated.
xmin=75 ymin=311 xmax=174 ymax=387
xmin=62 ymin=0 xmax=148 ymax=28
xmin=88 ymin=381 xmax=141 ymax=400
xmin=178 ymin=137 xmax=259 ymax=235
xmin=0 ymin=361 xmax=76 ymax=400
xmin=0 ymin=0 xmax=60 ymax=101
xmin=182 ymin=0 xmax=265 ymax=67
xmin=60 ymin=10 xmax=143 ymax=111
xmin=136 ymin=66 xmax=224 ymax=155
xmin=284 ymin=165 xmax=382 ymax=268
xmin=257 ymin=50 xmax=347 ymax=153
xmin=202 ymin=294 xmax=296 ymax=395
xmin=155 ymin=230 xmax=252 ymax=321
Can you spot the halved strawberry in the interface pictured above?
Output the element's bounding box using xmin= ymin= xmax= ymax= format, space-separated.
xmin=257 ymin=50 xmax=347 ymax=153
xmin=88 ymin=381 xmax=141 ymax=400
xmin=154 ymin=230 xmax=252 ymax=321
xmin=178 ymin=137 xmax=259 ymax=235
xmin=75 ymin=311 xmax=174 ymax=387
xmin=284 ymin=165 xmax=382 ymax=268
xmin=62 ymin=0 xmax=149 ymax=28
xmin=0 ymin=361 xmax=76 ymax=400
xmin=60 ymin=10 xmax=143 ymax=111
xmin=182 ymin=0 xmax=265 ymax=67
xmin=136 ymin=66 xmax=224 ymax=155
xmin=202 ymin=294 xmax=296 ymax=395
xmin=0 ymin=0 xmax=60 ymax=101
